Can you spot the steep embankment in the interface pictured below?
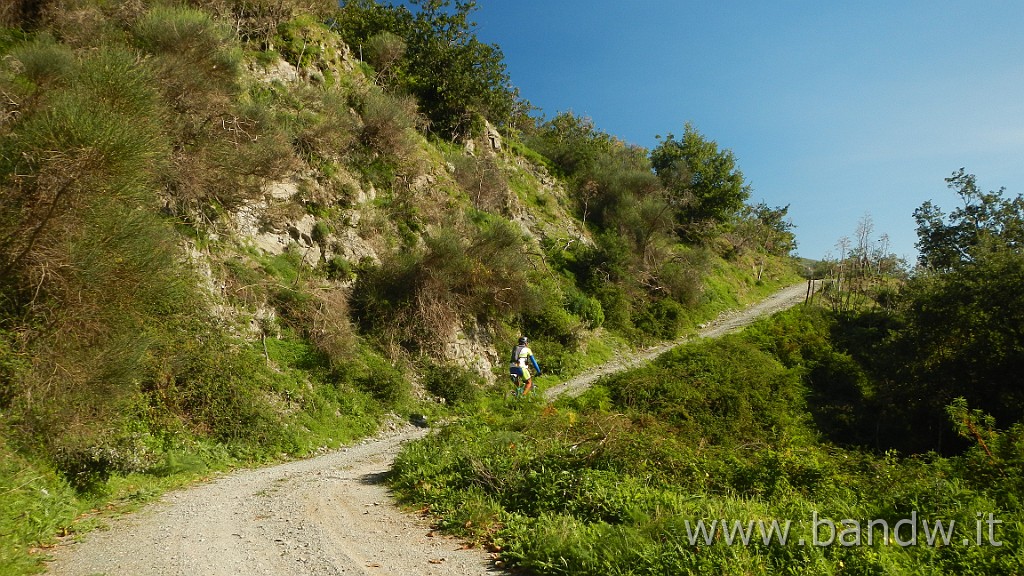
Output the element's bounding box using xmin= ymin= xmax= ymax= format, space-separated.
xmin=45 ymin=282 xmax=810 ymax=576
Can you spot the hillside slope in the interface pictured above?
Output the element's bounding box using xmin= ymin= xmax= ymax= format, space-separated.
xmin=44 ymin=283 xmax=808 ymax=576
xmin=0 ymin=3 xmax=800 ymax=572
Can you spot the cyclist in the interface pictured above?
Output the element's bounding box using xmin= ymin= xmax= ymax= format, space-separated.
xmin=509 ymin=336 xmax=541 ymax=396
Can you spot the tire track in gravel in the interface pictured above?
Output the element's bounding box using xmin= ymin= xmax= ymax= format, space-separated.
xmin=45 ymin=281 xmax=812 ymax=576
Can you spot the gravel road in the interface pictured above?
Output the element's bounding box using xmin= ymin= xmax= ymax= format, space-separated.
xmin=46 ymin=426 xmax=499 ymax=576
xmin=544 ymin=281 xmax=815 ymax=399
xmin=45 ymin=281 xmax=812 ymax=576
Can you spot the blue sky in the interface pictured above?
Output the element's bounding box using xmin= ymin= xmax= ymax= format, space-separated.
xmin=464 ymin=1 xmax=1024 ymax=261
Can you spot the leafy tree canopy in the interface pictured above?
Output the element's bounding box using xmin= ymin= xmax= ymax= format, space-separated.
xmin=526 ymin=112 xmax=624 ymax=178
xmin=875 ymin=170 xmax=1024 ymax=447
xmin=335 ymin=0 xmax=526 ymax=140
xmin=650 ymin=123 xmax=750 ymax=240
xmin=740 ymin=202 xmax=797 ymax=256
xmin=914 ymin=168 xmax=1024 ymax=270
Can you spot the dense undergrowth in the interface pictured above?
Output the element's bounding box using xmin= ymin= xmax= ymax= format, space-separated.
xmin=0 ymin=1 xmax=802 ymax=572
xmin=391 ymin=305 xmax=1024 ymax=575
xmin=388 ymin=167 xmax=1024 ymax=574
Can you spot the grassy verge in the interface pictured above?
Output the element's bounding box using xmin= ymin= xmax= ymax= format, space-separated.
xmin=0 ymin=322 xmax=436 ymax=575
xmin=389 ymin=306 xmax=1024 ymax=575
xmin=1 ymin=439 xmax=79 ymax=573
xmin=0 ymin=402 xmax=425 ymax=575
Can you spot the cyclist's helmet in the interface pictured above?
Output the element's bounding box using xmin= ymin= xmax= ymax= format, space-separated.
xmin=518 ymin=336 xmax=528 ymax=345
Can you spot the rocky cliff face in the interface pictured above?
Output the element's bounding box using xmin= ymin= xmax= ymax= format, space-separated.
xmin=179 ymin=37 xmax=588 ymax=385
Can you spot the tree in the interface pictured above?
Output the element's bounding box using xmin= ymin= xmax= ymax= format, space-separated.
xmin=880 ymin=172 xmax=1024 ymax=449
xmin=528 ymin=111 xmax=663 ymax=236
xmin=335 ymin=0 xmax=525 ymax=140
xmin=893 ymin=239 xmax=1024 ymax=439
xmin=732 ymin=203 xmax=796 ymax=280
xmin=745 ymin=202 xmax=796 ymax=256
xmin=527 ymin=112 xmax=615 ymax=178
xmin=650 ymin=123 xmax=750 ymax=241
xmin=914 ymin=168 xmax=1024 ymax=270
xmin=404 ymin=0 xmax=520 ymax=138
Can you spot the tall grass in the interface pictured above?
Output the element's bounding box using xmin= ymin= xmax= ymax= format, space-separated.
xmin=7 ymin=35 xmax=74 ymax=87
xmin=390 ymin=312 xmax=1024 ymax=575
xmin=132 ymin=5 xmax=241 ymax=103
xmin=0 ymin=439 xmax=80 ymax=572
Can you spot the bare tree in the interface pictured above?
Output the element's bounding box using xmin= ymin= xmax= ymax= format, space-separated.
xmin=834 ymin=236 xmax=850 ymax=311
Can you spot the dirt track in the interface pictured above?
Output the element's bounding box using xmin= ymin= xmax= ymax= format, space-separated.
xmin=45 ymin=426 xmax=501 ymax=576
xmin=45 ymin=281 xmax=812 ymax=576
xmin=544 ymin=281 xmax=814 ymax=399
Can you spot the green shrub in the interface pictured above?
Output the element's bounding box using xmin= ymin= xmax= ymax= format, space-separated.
xmin=452 ymin=153 xmax=509 ymax=214
xmin=133 ymin=5 xmax=240 ymax=87
xmin=75 ymin=44 xmax=165 ymax=120
xmin=391 ymin=366 xmax=1024 ymax=575
xmin=325 ymin=255 xmax=354 ymax=281
xmin=264 ymin=333 xmax=326 ymax=372
xmin=592 ymin=284 xmax=633 ymax=333
xmin=261 ymin=248 xmax=304 ymax=283
xmin=356 ymin=87 xmax=422 ymax=162
xmin=353 ymin=218 xmax=534 ymax=354
xmin=658 ymin=251 xmax=707 ymax=306
xmin=380 ymin=275 xmax=1024 ymax=575
xmin=522 ymin=295 xmax=580 ymax=346
xmin=350 ymin=353 xmax=408 ymax=405
xmin=350 ymin=249 xmax=423 ymax=347
xmin=145 ymin=329 xmax=297 ymax=457
xmin=520 ymin=274 xmax=582 ymax=347
xmin=307 ymin=289 xmax=358 ymax=367
xmin=605 ymin=337 xmax=808 ymax=445
xmin=275 ymin=13 xmax=339 ymax=72
xmin=6 ymin=47 xmax=165 ymax=193
xmin=633 ymin=297 xmax=687 ymax=340
xmin=312 ymin=220 xmax=330 ymax=243
xmin=0 ymin=41 xmax=203 ymax=490
xmin=165 ymin=110 xmax=294 ymax=211
xmin=362 ymin=31 xmax=405 ymax=87
xmin=221 ymin=0 xmax=336 ymax=48
xmin=54 ymin=440 xmax=145 ymax=493
xmin=8 ymin=36 xmax=74 ymax=87
xmin=423 ymin=361 xmax=482 ymax=406
xmin=566 ymin=290 xmax=604 ymax=329
xmin=287 ymin=88 xmax=360 ymax=163
xmin=132 ymin=4 xmax=251 ymax=221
